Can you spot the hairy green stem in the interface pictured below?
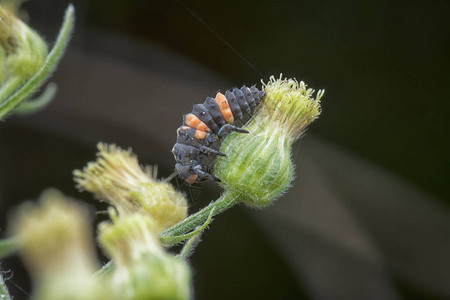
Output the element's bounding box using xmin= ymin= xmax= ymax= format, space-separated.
xmin=0 ymin=76 xmax=22 ymax=102
xmin=97 ymin=193 xmax=240 ymax=274
xmin=0 ymin=4 xmax=74 ymax=119
xmin=160 ymin=191 xmax=241 ymax=238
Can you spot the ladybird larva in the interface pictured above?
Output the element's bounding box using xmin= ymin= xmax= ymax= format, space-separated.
xmin=172 ymin=85 xmax=265 ymax=183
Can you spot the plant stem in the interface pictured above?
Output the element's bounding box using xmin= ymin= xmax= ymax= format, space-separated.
xmin=160 ymin=191 xmax=241 ymax=238
xmin=0 ymin=76 xmax=22 ymax=103
xmin=97 ymin=193 xmax=241 ymax=274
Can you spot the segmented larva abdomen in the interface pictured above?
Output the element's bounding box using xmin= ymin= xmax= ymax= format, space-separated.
xmin=172 ymin=84 xmax=265 ymax=184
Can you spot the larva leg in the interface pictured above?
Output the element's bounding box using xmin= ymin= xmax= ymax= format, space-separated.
xmin=193 ymin=165 xmax=221 ymax=182
xmin=200 ymin=145 xmax=226 ymax=156
xmin=217 ymin=124 xmax=249 ymax=137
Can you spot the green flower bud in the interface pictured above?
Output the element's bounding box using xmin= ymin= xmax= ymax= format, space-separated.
xmin=10 ymin=189 xmax=110 ymax=300
xmin=99 ymin=211 xmax=191 ymax=300
xmin=0 ymin=5 xmax=48 ymax=79
xmin=0 ymin=6 xmax=14 ymax=54
xmin=215 ymin=75 xmax=323 ymax=208
xmin=74 ymin=143 xmax=188 ymax=233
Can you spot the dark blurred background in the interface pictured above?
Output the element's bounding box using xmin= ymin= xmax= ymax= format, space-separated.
xmin=0 ymin=0 xmax=449 ymax=299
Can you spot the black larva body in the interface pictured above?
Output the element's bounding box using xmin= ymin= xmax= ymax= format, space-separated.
xmin=172 ymin=85 xmax=265 ymax=183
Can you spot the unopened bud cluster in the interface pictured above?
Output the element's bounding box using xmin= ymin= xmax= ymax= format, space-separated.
xmin=0 ymin=5 xmax=47 ymax=82
xmin=74 ymin=143 xmax=191 ymax=299
xmin=74 ymin=143 xmax=188 ymax=232
xmin=215 ymin=75 xmax=323 ymax=207
xmin=8 ymin=144 xmax=192 ymax=299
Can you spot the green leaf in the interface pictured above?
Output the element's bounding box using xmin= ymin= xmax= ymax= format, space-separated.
xmin=177 ymin=230 xmax=204 ymax=260
xmin=160 ymin=192 xmax=239 ymax=243
xmin=160 ymin=207 xmax=215 ymax=247
xmin=14 ymin=82 xmax=57 ymax=115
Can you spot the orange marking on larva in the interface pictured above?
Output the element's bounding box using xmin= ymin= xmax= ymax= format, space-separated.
xmin=215 ymin=92 xmax=234 ymax=124
xmin=182 ymin=126 xmax=190 ymax=130
xmin=195 ymin=130 xmax=207 ymax=139
xmin=186 ymin=174 xmax=198 ymax=184
xmin=185 ymin=113 xmax=210 ymax=132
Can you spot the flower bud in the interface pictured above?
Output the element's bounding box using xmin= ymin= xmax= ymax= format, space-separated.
xmin=215 ymin=75 xmax=323 ymax=208
xmin=74 ymin=143 xmax=188 ymax=232
xmin=0 ymin=6 xmax=14 ymax=54
xmin=10 ymin=189 xmax=110 ymax=300
xmin=0 ymin=5 xmax=48 ymax=79
xmin=99 ymin=211 xmax=191 ymax=300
